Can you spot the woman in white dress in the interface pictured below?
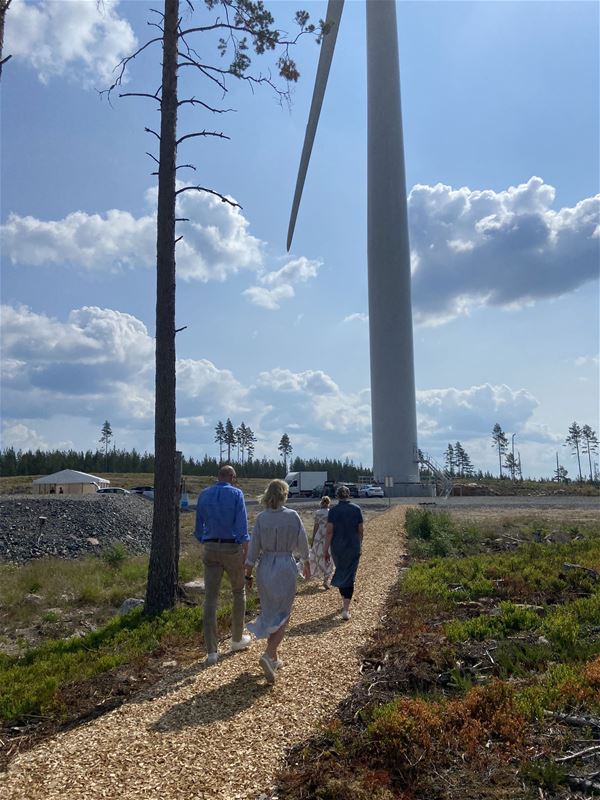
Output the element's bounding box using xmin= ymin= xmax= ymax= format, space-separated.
xmin=245 ymin=479 xmax=310 ymax=683
xmin=309 ymin=495 xmax=335 ymax=588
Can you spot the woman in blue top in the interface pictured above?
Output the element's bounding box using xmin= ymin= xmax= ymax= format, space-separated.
xmin=245 ymin=479 xmax=310 ymax=683
xmin=323 ymin=485 xmax=364 ymax=620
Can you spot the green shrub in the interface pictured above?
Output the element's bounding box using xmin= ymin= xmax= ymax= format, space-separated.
xmin=102 ymin=542 xmax=128 ymax=568
xmin=494 ymin=640 xmax=552 ymax=679
xmin=444 ymin=602 xmax=541 ymax=642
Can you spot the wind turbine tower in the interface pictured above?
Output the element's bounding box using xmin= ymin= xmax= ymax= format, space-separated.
xmin=288 ymin=0 xmax=429 ymax=496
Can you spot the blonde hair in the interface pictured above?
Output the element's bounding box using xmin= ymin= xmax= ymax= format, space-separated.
xmin=320 ymin=495 xmax=331 ymax=508
xmin=260 ymin=479 xmax=289 ymax=509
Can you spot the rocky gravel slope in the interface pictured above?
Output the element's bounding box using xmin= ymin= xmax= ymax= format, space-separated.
xmin=0 ymin=495 xmax=154 ymax=562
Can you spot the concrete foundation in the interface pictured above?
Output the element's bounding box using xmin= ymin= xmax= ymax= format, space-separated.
xmin=386 ymin=482 xmax=436 ymax=498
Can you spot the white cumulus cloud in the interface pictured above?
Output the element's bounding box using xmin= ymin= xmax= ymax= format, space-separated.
xmin=243 ymin=257 xmax=322 ymax=310
xmin=416 ymin=383 xmax=540 ymax=443
xmin=1 ymin=188 xmax=264 ymax=281
xmin=0 ymin=303 xmax=571 ymax=476
xmin=409 ymin=177 xmax=600 ymax=324
xmin=0 ymin=304 xmax=246 ymax=433
xmin=343 ymin=313 xmax=368 ymax=323
xmin=5 ymin=0 xmax=137 ymax=86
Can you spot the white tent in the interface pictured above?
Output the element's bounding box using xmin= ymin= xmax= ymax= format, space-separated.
xmin=32 ymin=469 xmax=110 ymax=495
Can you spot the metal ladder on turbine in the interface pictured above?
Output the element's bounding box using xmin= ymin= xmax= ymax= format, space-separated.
xmin=419 ymin=452 xmax=454 ymax=498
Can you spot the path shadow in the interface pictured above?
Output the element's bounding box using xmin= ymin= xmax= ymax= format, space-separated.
xmin=131 ymin=649 xmax=258 ymax=706
xmin=149 ymin=671 xmax=271 ymax=732
xmin=287 ymin=610 xmax=344 ymax=638
xmin=130 ymin=661 xmax=202 ymax=705
xmin=297 ymin=582 xmax=333 ymax=596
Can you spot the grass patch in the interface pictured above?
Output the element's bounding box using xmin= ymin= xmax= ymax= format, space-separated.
xmin=403 ymin=527 xmax=600 ymax=606
xmin=276 ymin=510 xmax=600 ymax=800
xmin=0 ymin=594 xmax=259 ymax=722
xmin=0 ymin=514 xmax=209 ymax=643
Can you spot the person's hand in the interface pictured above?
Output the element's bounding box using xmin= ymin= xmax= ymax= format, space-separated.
xmin=302 ymin=561 xmax=311 ymax=580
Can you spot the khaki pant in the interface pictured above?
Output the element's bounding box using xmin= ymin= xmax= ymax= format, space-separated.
xmin=202 ymin=542 xmax=246 ymax=655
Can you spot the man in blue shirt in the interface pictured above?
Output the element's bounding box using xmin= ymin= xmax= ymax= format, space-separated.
xmin=195 ymin=465 xmax=251 ymax=664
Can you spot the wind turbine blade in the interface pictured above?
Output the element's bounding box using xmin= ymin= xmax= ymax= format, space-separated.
xmin=287 ymin=0 xmax=345 ymax=251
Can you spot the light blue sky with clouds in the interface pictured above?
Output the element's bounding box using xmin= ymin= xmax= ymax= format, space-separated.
xmin=1 ymin=0 xmax=598 ymax=478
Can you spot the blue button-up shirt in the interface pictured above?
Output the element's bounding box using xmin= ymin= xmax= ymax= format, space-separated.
xmin=194 ymin=481 xmax=249 ymax=543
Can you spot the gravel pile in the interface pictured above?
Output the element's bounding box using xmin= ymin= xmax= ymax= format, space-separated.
xmin=0 ymin=494 xmax=154 ymax=562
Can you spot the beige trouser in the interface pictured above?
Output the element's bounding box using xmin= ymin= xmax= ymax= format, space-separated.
xmin=202 ymin=542 xmax=246 ymax=655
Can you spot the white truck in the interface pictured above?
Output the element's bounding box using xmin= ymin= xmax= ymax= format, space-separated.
xmin=284 ymin=471 xmax=328 ymax=497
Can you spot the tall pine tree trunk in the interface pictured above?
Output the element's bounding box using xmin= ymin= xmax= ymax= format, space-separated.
xmin=575 ymin=442 xmax=582 ymax=482
xmin=146 ymin=0 xmax=179 ymax=616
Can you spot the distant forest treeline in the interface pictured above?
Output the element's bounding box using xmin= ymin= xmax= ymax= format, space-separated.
xmin=0 ymin=447 xmax=372 ymax=482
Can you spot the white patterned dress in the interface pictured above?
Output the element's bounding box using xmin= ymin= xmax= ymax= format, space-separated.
xmin=309 ymin=508 xmax=335 ymax=581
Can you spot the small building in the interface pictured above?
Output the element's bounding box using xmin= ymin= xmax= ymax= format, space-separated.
xmin=32 ymin=469 xmax=110 ymax=495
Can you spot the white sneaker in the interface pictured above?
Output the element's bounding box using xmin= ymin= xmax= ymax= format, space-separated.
xmin=341 ymin=609 xmax=351 ymax=621
xmin=205 ymin=652 xmax=218 ymax=665
xmin=229 ymin=634 xmax=252 ymax=652
xmin=259 ymin=653 xmax=277 ymax=683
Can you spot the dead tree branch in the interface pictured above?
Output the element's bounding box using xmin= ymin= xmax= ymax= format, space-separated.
xmin=120 ymin=92 xmax=162 ymax=103
xmin=101 ymin=36 xmax=163 ymax=100
xmin=177 ymin=97 xmax=236 ymax=113
xmin=564 ymin=775 xmax=600 ymax=795
xmin=0 ymin=0 xmax=13 ymax=80
xmin=555 ymin=745 xmax=600 ymax=763
xmin=544 ymin=710 xmax=600 ymax=729
xmin=176 ymin=130 xmax=230 ymax=146
xmin=175 ymin=185 xmax=241 ymax=208
xmin=562 ymin=563 xmax=600 ymax=581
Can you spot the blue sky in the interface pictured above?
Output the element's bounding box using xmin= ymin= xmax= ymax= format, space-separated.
xmin=1 ymin=0 xmax=599 ymax=479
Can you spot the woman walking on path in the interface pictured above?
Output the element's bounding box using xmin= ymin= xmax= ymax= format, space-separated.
xmin=324 ymin=485 xmax=364 ymax=620
xmin=309 ymin=495 xmax=335 ymax=588
xmin=245 ymin=479 xmax=310 ymax=683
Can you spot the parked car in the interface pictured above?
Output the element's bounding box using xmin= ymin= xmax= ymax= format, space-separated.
xmin=358 ymin=485 xmax=384 ymax=498
xmin=311 ymin=485 xmax=324 ymax=498
xmin=130 ymin=486 xmax=154 ymax=494
xmin=96 ymin=487 xmax=131 ymax=494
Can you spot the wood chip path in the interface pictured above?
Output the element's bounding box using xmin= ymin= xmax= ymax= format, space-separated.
xmin=1 ymin=506 xmax=408 ymax=800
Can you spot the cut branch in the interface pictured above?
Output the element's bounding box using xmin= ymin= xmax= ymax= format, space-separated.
xmin=562 ymin=563 xmax=600 ymax=581
xmin=175 ymin=164 xmax=196 ymax=171
xmin=544 ymin=710 xmax=600 ymax=728
xmin=555 ymin=745 xmax=600 ymax=763
xmin=564 ymin=775 xmax=600 ymax=794
xmin=145 ymin=127 xmax=161 ymax=141
xmin=175 ymin=185 xmax=241 ymax=208
xmin=175 ymin=217 xmax=190 ymax=222
xmin=146 ymin=152 xmax=160 ymax=165
xmin=175 ymin=325 xmax=188 ymax=333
